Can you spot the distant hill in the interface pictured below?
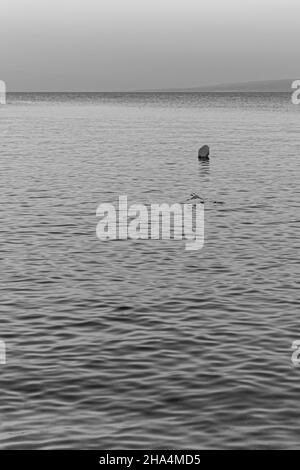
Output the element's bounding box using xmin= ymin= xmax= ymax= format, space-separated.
xmin=147 ymin=79 xmax=297 ymax=93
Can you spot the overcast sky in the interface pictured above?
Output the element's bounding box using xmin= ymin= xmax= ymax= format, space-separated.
xmin=0 ymin=0 xmax=299 ymax=91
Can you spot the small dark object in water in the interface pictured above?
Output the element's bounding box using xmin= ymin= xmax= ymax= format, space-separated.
xmin=186 ymin=193 xmax=204 ymax=203
xmin=198 ymin=145 xmax=210 ymax=160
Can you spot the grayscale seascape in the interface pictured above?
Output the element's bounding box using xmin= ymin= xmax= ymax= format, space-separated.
xmin=1 ymin=92 xmax=299 ymax=449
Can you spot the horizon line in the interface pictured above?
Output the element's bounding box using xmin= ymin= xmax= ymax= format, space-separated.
xmin=4 ymin=77 xmax=297 ymax=94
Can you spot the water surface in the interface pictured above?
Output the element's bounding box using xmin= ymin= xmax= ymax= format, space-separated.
xmin=0 ymin=92 xmax=299 ymax=449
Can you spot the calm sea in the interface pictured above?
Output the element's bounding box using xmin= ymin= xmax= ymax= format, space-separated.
xmin=0 ymin=92 xmax=299 ymax=449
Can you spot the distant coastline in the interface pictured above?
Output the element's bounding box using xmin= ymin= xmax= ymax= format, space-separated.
xmin=139 ymin=79 xmax=296 ymax=93
xmin=6 ymin=79 xmax=297 ymax=94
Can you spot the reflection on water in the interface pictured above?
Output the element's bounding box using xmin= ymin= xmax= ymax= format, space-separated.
xmin=0 ymin=92 xmax=300 ymax=449
xmin=198 ymin=160 xmax=210 ymax=181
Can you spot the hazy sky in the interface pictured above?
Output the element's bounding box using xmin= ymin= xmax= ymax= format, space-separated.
xmin=1 ymin=0 xmax=299 ymax=91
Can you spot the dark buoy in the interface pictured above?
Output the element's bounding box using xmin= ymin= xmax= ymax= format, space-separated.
xmin=198 ymin=145 xmax=210 ymax=160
